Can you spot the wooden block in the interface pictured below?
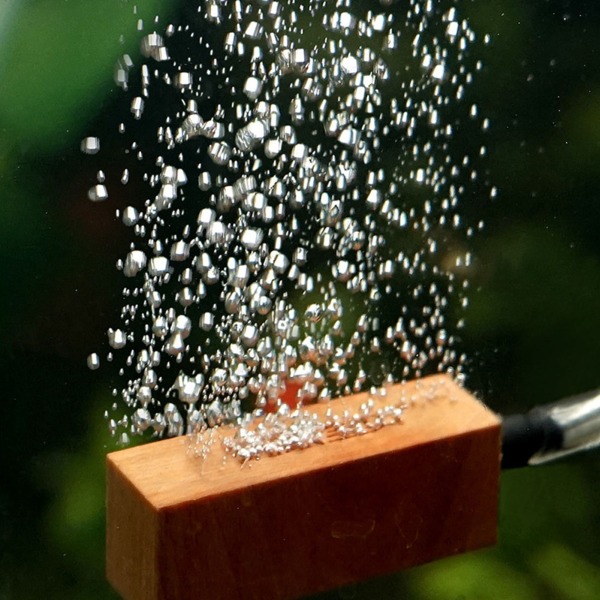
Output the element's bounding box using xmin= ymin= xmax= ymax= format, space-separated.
xmin=106 ymin=375 xmax=501 ymax=600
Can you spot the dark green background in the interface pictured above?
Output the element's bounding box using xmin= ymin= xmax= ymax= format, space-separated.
xmin=1 ymin=1 xmax=599 ymax=598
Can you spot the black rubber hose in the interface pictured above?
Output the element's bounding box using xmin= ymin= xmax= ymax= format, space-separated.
xmin=501 ymin=411 xmax=564 ymax=469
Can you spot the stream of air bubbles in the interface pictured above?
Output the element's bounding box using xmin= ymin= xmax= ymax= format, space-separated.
xmin=83 ymin=0 xmax=493 ymax=459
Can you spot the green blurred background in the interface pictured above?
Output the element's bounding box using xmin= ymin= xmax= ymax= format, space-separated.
xmin=1 ymin=0 xmax=599 ymax=598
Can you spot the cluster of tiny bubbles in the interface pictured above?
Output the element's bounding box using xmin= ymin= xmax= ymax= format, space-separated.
xmin=83 ymin=0 xmax=493 ymax=455
xmin=192 ymin=384 xmax=405 ymax=465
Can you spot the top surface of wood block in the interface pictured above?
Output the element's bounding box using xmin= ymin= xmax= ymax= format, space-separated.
xmin=108 ymin=375 xmax=499 ymax=510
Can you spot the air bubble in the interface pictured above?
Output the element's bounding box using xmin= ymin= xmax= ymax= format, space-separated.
xmin=88 ymin=184 xmax=108 ymax=202
xmin=81 ymin=137 xmax=100 ymax=155
xmin=87 ymin=353 xmax=100 ymax=370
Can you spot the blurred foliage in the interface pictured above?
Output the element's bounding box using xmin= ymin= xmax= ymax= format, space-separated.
xmin=0 ymin=0 xmax=168 ymax=151
xmin=1 ymin=0 xmax=600 ymax=599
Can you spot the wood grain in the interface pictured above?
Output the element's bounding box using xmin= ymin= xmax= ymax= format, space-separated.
xmin=107 ymin=374 xmax=501 ymax=600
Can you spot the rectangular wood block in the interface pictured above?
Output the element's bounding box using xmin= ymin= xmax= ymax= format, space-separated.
xmin=106 ymin=375 xmax=501 ymax=600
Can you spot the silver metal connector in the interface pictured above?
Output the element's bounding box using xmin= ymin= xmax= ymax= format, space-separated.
xmin=529 ymin=389 xmax=600 ymax=465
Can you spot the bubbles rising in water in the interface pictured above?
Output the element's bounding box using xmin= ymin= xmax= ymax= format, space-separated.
xmin=83 ymin=0 xmax=491 ymax=445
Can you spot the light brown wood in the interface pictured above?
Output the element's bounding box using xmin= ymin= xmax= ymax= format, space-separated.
xmin=107 ymin=374 xmax=501 ymax=600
